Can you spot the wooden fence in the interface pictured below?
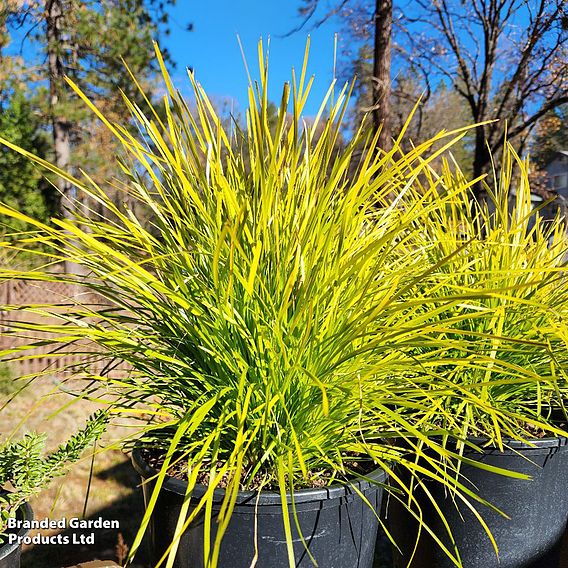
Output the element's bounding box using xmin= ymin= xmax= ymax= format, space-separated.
xmin=0 ymin=279 xmax=129 ymax=378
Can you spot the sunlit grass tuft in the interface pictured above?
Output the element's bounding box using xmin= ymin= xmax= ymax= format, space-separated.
xmin=1 ymin=41 xmax=563 ymax=566
xmin=398 ymin=146 xmax=568 ymax=448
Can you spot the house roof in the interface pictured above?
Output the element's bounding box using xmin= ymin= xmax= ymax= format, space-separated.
xmin=541 ymin=149 xmax=568 ymax=168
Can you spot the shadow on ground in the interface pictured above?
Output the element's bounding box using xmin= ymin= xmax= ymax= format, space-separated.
xmin=22 ymin=459 xmax=149 ymax=568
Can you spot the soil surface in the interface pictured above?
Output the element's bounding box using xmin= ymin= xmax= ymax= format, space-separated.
xmin=142 ymin=447 xmax=375 ymax=491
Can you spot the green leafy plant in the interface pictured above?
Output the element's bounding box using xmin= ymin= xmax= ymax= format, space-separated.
xmin=0 ymin=42 xmax=531 ymax=567
xmin=0 ymin=410 xmax=108 ymax=542
xmin=0 ymin=87 xmax=55 ymax=236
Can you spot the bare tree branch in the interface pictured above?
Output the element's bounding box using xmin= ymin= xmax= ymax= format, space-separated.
xmin=398 ymin=0 xmax=568 ymax=197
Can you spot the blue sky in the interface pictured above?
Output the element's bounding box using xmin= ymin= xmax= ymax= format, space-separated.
xmin=163 ymin=1 xmax=344 ymax=117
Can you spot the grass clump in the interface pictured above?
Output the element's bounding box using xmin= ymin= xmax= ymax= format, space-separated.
xmin=0 ymin=41 xmax=554 ymax=566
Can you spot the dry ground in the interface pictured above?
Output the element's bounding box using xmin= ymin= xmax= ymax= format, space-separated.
xmin=0 ymin=374 xmax=148 ymax=568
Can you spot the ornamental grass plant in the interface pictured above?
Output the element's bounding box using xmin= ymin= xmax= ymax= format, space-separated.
xmin=399 ymin=147 xmax=568 ymax=448
xmin=0 ymin=42 xmax=534 ymax=567
xmin=381 ymin=149 xmax=568 ymax=568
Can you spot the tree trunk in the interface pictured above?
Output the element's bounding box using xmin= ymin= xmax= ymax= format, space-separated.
xmin=472 ymin=127 xmax=490 ymax=201
xmin=0 ymin=11 xmax=8 ymax=104
xmin=46 ymin=0 xmax=72 ymax=219
xmin=372 ymin=0 xmax=392 ymax=152
xmin=46 ymin=0 xmax=79 ymax=275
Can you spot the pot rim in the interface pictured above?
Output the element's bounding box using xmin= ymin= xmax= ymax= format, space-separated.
xmin=464 ymin=434 xmax=568 ymax=451
xmin=131 ymin=447 xmax=388 ymax=506
xmin=0 ymin=501 xmax=33 ymax=561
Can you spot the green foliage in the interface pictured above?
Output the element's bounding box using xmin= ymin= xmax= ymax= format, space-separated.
xmin=0 ymin=42 xmax=564 ymax=567
xmin=22 ymin=0 xmax=176 ymax=129
xmin=5 ymin=0 xmax=175 ymax=110
xmin=401 ymin=146 xmax=568 ymax=446
xmin=66 ymin=0 xmax=175 ymax=112
xmin=0 ymin=411 xmax=108 ymax=540
xmin=2 ymin=0 xmax=177 ymax=220
xmin=0 ymin=88 xmax=55 ymax=235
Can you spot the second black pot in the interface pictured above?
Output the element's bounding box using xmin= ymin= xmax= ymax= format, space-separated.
xmin=132 ymin=449 xmax=388 ymax=568
xmin=388 ymin=436 xmax=568 ymax=568
xmin=0 ymin=501 xmax=33 ymax=568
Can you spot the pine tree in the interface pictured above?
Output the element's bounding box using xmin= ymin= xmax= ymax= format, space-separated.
xmin=4 ymin=0 xmax=178 ymax=217
xmin=0 ymin=88 xmax=55 ymax=236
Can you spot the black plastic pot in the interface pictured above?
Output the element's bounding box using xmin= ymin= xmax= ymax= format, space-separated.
xmin=0 ymin=502 xmax=33 ymax=568
xmin=388 ymin=436 xmax=568 ymax=568
xmin=132 ymin=449 xmax=387 ymax=568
